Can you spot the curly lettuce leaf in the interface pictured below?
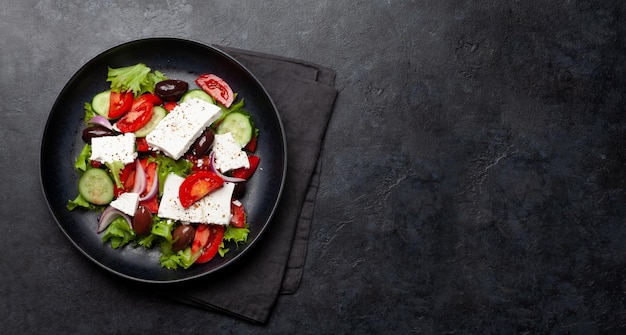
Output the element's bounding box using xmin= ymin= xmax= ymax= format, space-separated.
xmin=67 ymin=193 xmax=101 ymax=211
xmin=74 ymin=143 xmax=91 ymax=172
xmin=105 ymin=161 xmax=125 ymax=189
xmin=159 ymin=246 xmax=197 ymax=270
xmin=84 ymin=102 xmax=97 ymax=124
xmin=149 ymin=154 xmax=192 ymax=196
xmin=101 ymin=216 xmax=135 ymax=249
xmin=219 ymin=224 xmax=250 ymax=256
xmin=106 ymin=63 xmax=167 ymax=97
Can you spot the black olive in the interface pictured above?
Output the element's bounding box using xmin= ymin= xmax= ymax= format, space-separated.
xmin=133 ymin=205 xmax=153 ymax=236
xmin=82 ymin=126 xmax=114 ymax=143
xmin=172 ymin=225 xmax=196 ymax=252
xmin=155 ymin=79 xmax=189 ymax=101
xmin=189 ymin=128 xmax=215 ymax=158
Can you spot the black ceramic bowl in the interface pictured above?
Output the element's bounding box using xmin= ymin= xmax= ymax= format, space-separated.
xmin=40 ymin=38 xmax=286 ymax=283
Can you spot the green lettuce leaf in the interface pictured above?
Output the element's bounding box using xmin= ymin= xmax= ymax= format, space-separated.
xmin=218 ymin=224 xmax=250 ymax=256
xmin=66 ymin=193 xmax=100 ymax=211
xmin=149 ymin=154 xmax=192 ymax=196
xmin=159 ymin=246 xmax=197 ymax=270
xmin=84 ymin=102 xmax=97 ymax=124
xmin=101 ymin=216 xmax=135 ymax=249
xmin=105 ymin=161 xmax=126 ymax=189
xmin=74 ymin=144 xmax=91 ymax=172
xmin=106 ymin=63 xmax=167 ymax=97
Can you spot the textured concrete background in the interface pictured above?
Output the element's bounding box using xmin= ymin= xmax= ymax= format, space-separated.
xmin=2 ymin=0 xmax=626 ymax=333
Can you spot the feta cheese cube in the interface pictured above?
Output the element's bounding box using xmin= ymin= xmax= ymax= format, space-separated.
xmin=200 ymin=182 xmax=235 ymax=225
xmin=90 ymin=133 xmax=137 ymax=164
xmin=158 ymin=173 xmax=205 ymax=223
xmin=213 ymin=132 xmax=250 ymax=172
xmin=157 ymin=173 xmax=235 ymax=225
xmin=110 ymin=192 xmax=140 ymax=216
xmin=146 ymin=98 xmax=221 ymax=159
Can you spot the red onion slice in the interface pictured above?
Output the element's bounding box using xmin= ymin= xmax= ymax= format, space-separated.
xmin=132 ymin=159 xmax=146 ymax=195
xmin=87 ymin=115 xmax=113 ymax=130
xmin=97 ymin=205 xmax=132 ymax=233
xmin=139 ymin=174 xmax=159 ymax=201
xmin=209 ymin=152 xmax=246 ymax=183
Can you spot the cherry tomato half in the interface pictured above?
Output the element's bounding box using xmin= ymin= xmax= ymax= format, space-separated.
xmin=108 ymin=91 xmax=133 ymax=119
xmin=192 ymin=224 xmax=225 ymax=264
xmin=195 ymin=74 xmax=234 ymax=108
xmin=178 ymin=171 xmax=224 ymax=208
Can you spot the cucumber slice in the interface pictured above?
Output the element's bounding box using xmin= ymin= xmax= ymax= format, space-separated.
xmin=135 ymin=105 xmax=167 ymax=137
xmin=92 ymin=90 xmax=111 ymax=118
xmin=180 ymin=89 xmax=215 ymax=104
xmin=78 ymin=168 xmax=114 ymax=205
xmin=216 ymin=111 xmax=254 ymax=148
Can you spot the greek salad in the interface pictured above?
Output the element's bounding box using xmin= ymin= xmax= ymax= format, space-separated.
xmin=66 ymin=63 xmax=260 ymax=270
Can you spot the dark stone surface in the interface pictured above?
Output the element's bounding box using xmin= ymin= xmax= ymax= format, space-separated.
xmin=2 ymin=1 xmax=625 ymax=333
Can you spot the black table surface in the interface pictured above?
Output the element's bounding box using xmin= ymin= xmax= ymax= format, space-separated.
xmin=2 ymin=1 xmax=625 ymax=333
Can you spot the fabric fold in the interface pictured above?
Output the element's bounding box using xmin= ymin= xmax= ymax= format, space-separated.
xmin=158 ymin=46 xmax=338 ymax=324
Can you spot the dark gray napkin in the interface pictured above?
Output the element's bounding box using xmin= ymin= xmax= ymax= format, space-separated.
xmin=160 ymin=46 xmax=337 ymax=324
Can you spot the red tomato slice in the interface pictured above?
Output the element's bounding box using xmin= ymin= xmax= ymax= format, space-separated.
xmin=195 ymin=74 xmax=234 ymax=108
xmin=136 ymin=137 xmax=150 ymax=152
xmin=231 ymin=155 xmax=260 ymax=180
xmin=115 ymin=97 xmax=154 ymax=133
xmin=178 ymin=171 xmax=224 ymax=208
xmin=139 ymin=160 xmax=159 ymax=213
xmin=195 ymin=224 xmax=225 ymax=263
xmin=244 ymin=134 xmax=257 ymax=153
xmin=191 ymin=224 xmax=210 ymax=256
xmin=230 ymin=201 xmax=246 ymax=228
xmin=140 ymin=93 xmax=163 ymax=106
xmin=163 ymin=101 xmax=178 ymax=112
xmin=108 ymin=91 xmax=133 ymax=119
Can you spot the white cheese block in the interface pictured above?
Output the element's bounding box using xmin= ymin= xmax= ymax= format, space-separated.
xmin=213 ymin=132 xmax=250 ymax=173
xmin=158 ymin=173 xmax=205 ymax=223
xmin=146 ymin=98 xmax=221 ymax=160
xmin=110 ymin=192 xmax=140 ymax=216
xmin=158 ymin=173 xmax=235 ymax=225
xmin=200 ymin=182 xmax=235 ymax=225
xmin=90 ymin=133 xmax=137 ymax=164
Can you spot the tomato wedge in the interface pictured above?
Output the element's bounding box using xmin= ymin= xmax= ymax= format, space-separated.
xmin=244 ymin=134 xmax=257 ymax=153
xmin=115 ymin=94 xmax=161 ymax=133
xmin=195 ymin=74 xmax=234 ymax=108
xmin=192 ymin=224 xmax=225 ymax=264
xmin=231 ymin=155 xmax=260 ymax=180
xmin=108 ymin=91 xmax=133 ymax=119
xmin=178 ymin=171 xmax=224 ymax=208
xmin=230 ymin=201 xmax=246 ymax=228
xmin=163 ymin=101 xmax=178 ymax=112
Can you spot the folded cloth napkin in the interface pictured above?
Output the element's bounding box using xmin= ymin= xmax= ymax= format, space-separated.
xmin=159 ymin=46 xmax=338 ymax=324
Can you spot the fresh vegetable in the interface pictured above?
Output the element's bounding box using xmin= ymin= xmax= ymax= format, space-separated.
xmin=108 ymin=91 xmax=133 ymax=118
xmin=107 ymin=63 xmax=167 ymax=97
xmin=216 ymin=111 xmax=254 ymax=148
xmin=114 ymin=94 xmax=158 ymax=133
xmin=67 ymin=65 xmax=260 ymax=270
xmin=180 ymin=89 xmax=214 ymax=104
xmin=78 ymin=168 xmax=115 ymax=205
xmin=194 ymin=224 xmax=225 ymax=263
xmin=178 ymin=171 xmax=224 ymax=208
xmin=195 ymin=74 xmax=234 ymax=107
xmin=134 ymin=105 xmax=167 ymax=138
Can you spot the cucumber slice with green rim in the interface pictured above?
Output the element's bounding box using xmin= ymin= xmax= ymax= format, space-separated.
xmin=91 ymin=90 xmax=111 ymax=118
xmin=216 ymin=111 xmax=254 ymax=148
xmin=78 ymin=168 xmax=115 ymax=205
xmin=134 ymin=105 xmax=167 ymax=137
xmin=180 ymin=89 xmax=215 ymax=104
